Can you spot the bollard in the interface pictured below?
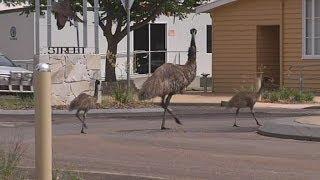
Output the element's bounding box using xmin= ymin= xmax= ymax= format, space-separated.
xmin=35 ymin=63 xmax=52 ymax=180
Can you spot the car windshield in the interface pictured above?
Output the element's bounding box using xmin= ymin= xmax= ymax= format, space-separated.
xmin=0 ymin=55 xmax=16 ymax=67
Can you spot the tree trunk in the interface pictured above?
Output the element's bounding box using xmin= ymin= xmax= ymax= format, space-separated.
xmin=105 ymin=43 xmax=118 ymax=82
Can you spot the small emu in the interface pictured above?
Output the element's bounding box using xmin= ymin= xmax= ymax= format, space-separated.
xmin=69 ymin=80 xmax=100 ymax=134
xmin=52 ymin=0 xmax=83 ymax=30
xmin=221 ymin=76 xmax=273 ymax=127
xmin=139 ymin=28 xmax=198 ymax=130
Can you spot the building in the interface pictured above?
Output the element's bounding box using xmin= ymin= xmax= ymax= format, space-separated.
xmin=197 ymin=0 xmax=320 ymax=93
xmin=0 ymin=5 xmax=213 ymax=90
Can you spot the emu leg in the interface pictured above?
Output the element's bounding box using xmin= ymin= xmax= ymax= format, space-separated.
xmin=83 ymin=110 xmax=88 ymax=129
xmin=233 ymin=108 xmax=240 ymax=127
xmin=160 ymin=96 xmax=168 ymax=130
xmin=165 ymin=94 xmax=182 ymax=125
xmin=76 ymin=110 xmax=86 ymax=133
xmin=250 ymin=108 xmax=262 ymax=126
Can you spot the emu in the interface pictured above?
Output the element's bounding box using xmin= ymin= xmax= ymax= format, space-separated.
xmin=139 ymin=29 xmax=197 ymax=130
xmin=221 ymin=76 xmax=274 ymax=127
xmin=69 ymin=80 xmax=100 ymax=134
xmin=52 ymin=0 xmax=83 ymax=30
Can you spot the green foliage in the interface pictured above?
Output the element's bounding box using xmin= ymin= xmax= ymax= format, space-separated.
xmin=112 ymin=85 xmax=134 ymax=104
xmin=0 ymin=95 xmax=35 ymax=110
xmin=0 ymin=134 xmax=27 ymax=180
xmin=262 ymin=87 xmax=315 ymax=103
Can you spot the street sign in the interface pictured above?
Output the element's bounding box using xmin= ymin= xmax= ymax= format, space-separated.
xmin=121 ymin=0 xmax=134 ymax=9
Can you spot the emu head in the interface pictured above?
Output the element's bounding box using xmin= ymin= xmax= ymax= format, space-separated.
xmin=95 ymin=80 xmax=101 ymax=85
xmin=190 ymin=28 xmax=197 ymax=35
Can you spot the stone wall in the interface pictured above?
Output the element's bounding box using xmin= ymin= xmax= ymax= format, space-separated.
xmin=35 ymin=54 xmax=101 ymax=106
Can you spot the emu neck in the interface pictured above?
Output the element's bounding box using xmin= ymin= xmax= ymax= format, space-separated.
xmin=186 ymin=35 xmax=196 ymax=66
xmin=256 ymin=84 xmax=264 ymax=97
xmin=94 ymin=83 xmax=99 ymax=98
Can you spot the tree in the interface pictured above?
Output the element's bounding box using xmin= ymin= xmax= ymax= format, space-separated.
xmin=1 ymin=0 xmax=208 ymax=82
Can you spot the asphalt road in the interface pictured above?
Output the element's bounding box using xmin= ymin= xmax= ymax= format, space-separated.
xmin=0 ymin=106 xmax=320 ymax=180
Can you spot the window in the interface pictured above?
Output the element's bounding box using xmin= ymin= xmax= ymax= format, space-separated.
xmin=303 ymin=0 xmax=320 ymax=58
xmin=207 ymin=25 xmax=212 ymax=53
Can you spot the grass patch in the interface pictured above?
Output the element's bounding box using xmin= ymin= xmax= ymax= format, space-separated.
xmin=99 ymin=83 xmax=155 ymax=109
xmin=0 ymin=95 xmax=35 ymax=110
xmin=262 ymin=88 xmax=315 ymax=103
xmin=0 ymin=133 xmax=27 ymax=180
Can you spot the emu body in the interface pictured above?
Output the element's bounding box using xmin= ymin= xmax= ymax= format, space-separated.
xmin=221 ymin=77 xmax=273 ymax=127
xmin=139 ymin=29 xmax=197 ymax=130
xmin=69 ymin=80 xmax=100 ymax=134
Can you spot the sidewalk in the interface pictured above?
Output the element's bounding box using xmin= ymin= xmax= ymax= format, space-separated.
xmin=151 ymin=94 xmax=320 ymax=109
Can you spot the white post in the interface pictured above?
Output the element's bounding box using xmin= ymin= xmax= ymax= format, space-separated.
xmin=126 ymin=2 xmax=131 ymax=89
xmin=94 ymin=0 xmax=99 ymax=54
xmin=83 ymin=0 xmax=88 ymax=47
xmin=47 ymin=0 xmax=52 ymax=47
xmin=35 ymin=0 xmax=40 ymax=55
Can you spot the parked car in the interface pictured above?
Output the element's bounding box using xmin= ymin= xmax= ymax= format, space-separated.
xmin=0 ymin=53 xmax=33 ymax=92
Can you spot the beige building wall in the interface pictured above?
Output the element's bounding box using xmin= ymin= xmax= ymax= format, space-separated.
xmin=211 ymin=0 xmax=320 ymax=93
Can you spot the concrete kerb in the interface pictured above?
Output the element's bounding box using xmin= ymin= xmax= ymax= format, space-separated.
xmin=19 ymin=166 xmax=165 ymax=180
xmin=0 ymin=108 xmax=164 ymax=115
xmin=258 ymin=118 xmax=320 ymax=142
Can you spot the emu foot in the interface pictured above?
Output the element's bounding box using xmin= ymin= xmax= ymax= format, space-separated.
xmin=161 ymin=127 xmax=171 ymax=130
xmin=81 ymin=129 xmax=87 ymax=134
xmin=257 ymin=123 xmax=262 ymax=126
xmin=175 ymin=118 xmax=182 ymax=125
xmin=233 ymin=124 xmax=240 ymax=127
xmin=83 ymin=123 xmax=88 ymax=129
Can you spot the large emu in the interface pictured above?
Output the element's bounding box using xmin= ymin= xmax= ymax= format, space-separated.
xmin=52 ymin=0 xmax=83 ymax=30
xmin=139 ymin=29 xmax=197 ymax=130
xmin=221 ymin=76 xmax=273 ymax=127
xmin=69 ymin=80 xmax=100 ymax=134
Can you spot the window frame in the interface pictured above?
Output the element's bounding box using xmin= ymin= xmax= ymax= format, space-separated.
xmin=302 ymin=0 xmax=320 ymax=59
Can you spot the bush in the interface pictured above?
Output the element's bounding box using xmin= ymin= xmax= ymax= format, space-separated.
xmin=112 ymin=84 xmax=134 ymax=104
xmin=262 ymin=87 xmax=315 ymax=103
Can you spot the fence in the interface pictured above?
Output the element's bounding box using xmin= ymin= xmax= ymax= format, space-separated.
xmin=101 ymin=50 xmax=190 ymax=79
xmin=286 ymin=64 xmax=320 ymax=93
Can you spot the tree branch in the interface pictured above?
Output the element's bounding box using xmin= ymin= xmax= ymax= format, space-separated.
xmin=118 ymin=0 xmax=166 ymax=40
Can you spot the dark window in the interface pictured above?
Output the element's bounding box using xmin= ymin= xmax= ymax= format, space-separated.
xmin=207 ymin=25 xmax=212 ymax=53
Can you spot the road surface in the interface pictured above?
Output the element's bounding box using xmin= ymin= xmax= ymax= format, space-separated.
xmin=0 ymin=106 xmax=319 ymax=180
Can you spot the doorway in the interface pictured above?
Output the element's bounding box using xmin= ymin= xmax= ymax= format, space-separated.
xmin=134 ymin=23 xmax=166 ymax=74
xmin=257 ymin=25 xmax=280 ymax=85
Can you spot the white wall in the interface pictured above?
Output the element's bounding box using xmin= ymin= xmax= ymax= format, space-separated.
xmin=0 ymin=12 xmax=34 ymax=60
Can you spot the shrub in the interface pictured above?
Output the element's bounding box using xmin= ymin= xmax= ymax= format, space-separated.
xmin=262 ymin=87 xmax=314 ymax=103
xmin=112 ymin=84 xmax=134 ymax=104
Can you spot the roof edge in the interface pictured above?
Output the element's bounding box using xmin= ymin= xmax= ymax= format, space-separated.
xmin=195 ymin=0 xmax=238 ymax=13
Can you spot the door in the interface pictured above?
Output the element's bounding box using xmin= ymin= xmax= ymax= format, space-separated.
xmin=134 ymin=23 xmax=166 ymax=74
xmin=257 ymin=25 xmax=280 ymax=85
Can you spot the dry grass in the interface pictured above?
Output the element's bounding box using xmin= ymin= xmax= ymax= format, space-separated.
xmin=0 ymin=132 xmax=27 ymax=180
xmin=100 ymin=95 xmax=155 ymax=109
